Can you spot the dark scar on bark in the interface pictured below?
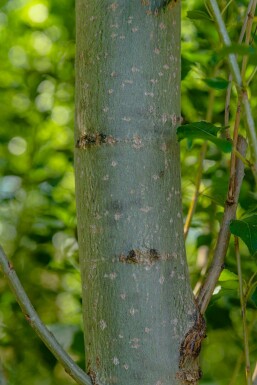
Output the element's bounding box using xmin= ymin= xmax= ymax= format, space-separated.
xmin=88 ymin=369 xmax=99 ymax=385
xmin=76 ymin=133 xmax=117 ymax=148
xmin=177 ymin=304 xmax=206 ymax=384
xmin=119 ymin=248 xmax=161 ymax=264
xmin=142 ymin=0 xmax=179 ymax=15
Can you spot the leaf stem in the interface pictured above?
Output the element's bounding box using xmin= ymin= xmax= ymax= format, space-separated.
xmin=197 ymin=136 xmax=247 ymax=314
xmin=184 ymin=88 xmax=215 ymax=239
xmin=235 ymin=236 xmax=252 ymax=385
xmin=0 ymin=246 xmax=92 ymax=385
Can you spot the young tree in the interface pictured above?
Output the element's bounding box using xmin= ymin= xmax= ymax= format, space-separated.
xmin=0 ymin=1 xmax=256 ymax=385
xmin=74 ymin=1 xmax=204 ymax=384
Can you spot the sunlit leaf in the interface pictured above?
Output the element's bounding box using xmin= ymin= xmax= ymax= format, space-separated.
xmin=219 ymin=269 xmax=238 ymax=282
xmin=177 ymin=121 xmax=232 ymax=152
xmin=203 ymin=77 xmax=229 ymax=90
xmin=187 ymin=10 xmax=211 ymax=20
xmin=230 ymin=215 xmax=257 ymax=255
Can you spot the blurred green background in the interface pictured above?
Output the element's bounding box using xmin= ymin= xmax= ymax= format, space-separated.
xmin=0 ymin=0 xmax=256 ymax=384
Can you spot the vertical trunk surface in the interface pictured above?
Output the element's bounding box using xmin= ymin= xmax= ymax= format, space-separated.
xmin=75 ymin=1 xmax=198 ymax=384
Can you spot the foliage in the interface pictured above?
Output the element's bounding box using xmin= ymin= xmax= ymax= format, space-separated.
xmin=0 ymin=0 xmax=256 ymax=384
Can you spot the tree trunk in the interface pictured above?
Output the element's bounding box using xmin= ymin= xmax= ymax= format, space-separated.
xmin=75 ymin=1 xmax=201 ymax=384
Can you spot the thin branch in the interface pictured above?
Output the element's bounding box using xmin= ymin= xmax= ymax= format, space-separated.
xmin=184 ymin=141 xmax=207 ymax=239
xmin=184 ymin=87 xmax=215 ymax=239
xmin=224 ymin=0 xmax=255 ymax=138
xmin=208 ymin=0 xmax=257 ymax=169
xmin=241 ymin=0 xmax=257 ymax=81
xmin=228 ymin=96 xmax=242 ymax=203
xmin=247 ymin=66 xmax=257 ymax=87
xmin=0 ymin=246 xmax=92 ymax=385
xmin=235 ymin=236 xmax=252 ymax=385
xmin=197 ymin=136 xmax=247 ymax=314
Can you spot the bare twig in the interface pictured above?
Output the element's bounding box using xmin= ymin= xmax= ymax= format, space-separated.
xmin=224 ymin=0 xmax=255 ymax=138
xmin=228 ymin=96 xmax=242 ymax=203
xmin=208 ymin=0 xmax=257 ymax=169
xmin=0 ymin=246 xmax=92 ymax=385
xmin=197 ymin=136 xmax=247 ymax=314
xmin=235 ymin=236 xmax=252 ymax=385
xmin=241 ymin=0 xmax=257 ymax=81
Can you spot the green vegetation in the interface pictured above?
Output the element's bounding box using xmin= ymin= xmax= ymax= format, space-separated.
xmin=0 ymin=0 xmax=256 ymax=384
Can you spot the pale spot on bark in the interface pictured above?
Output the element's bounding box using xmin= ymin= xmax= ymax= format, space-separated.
xmin=140 ymin=206 xmax=152 ymax=213
xmin=150 ymin=79 xmax=158 ymax=84
xmin=124 ymin=79 xmax=133 ymax=84
xmin=178 ymin=274 xmax=185 ymax=280
xmin=159 ymin=22 xmax=166 ymax=30
xmin=111 ymin=33 xmax=118 ymax=39
xmin=154 ymin=47 xmax=160 ymax=54
xmin=109 ymin=3 xmax=118 ymax=11
xmin=152 ymin=174 xmax=159 ymax=180
xmin=120 ymin=293 xmax=126 ymax=300
xmin=144 ymin=327 xmax=152 ymax=333
xmin=132 ymin=27 xmax=139 ymax=32
xmin=103 ymin=107 xmax=109 ymax=113
xmin=130 ymin=337 xmax=140 ymax=349
xmin=102 ymin=174 xmax=109 ymax=181
xmin=114 ymin=212 xmax=122 ymax=221
xmin=170 ymin=271 xmax=175 ymax=278
xmin=170 ymin=218 xmax=174 ymax=224
xmin=113 ymin=357 xmax=119 ymax=365
xmin=167 ymin=193 xmax=173 ymax=202
xmin=122 ymin=116 xmax=131 ymax=122
xmin=177 ymin=212 xmax=181 ymax=218
xmin=163 ymin=64 xmax=169 ymax=70
xmin=172 ymin=252 xmax=178 ymax=258
xmin=161 ymin=143 xmax=167 ymax=152
xmin=110 ymin=23 xmax=118 ymax=29
xmin=89 ymin=16 xmax=97 ymax=21
xmin=144 ymin=92 xmax=154 ymax=97
xmin=159 ymin=275 xmax=165 ymax=285
xmin=131 ymin=66 xmax=140 ymax=73
xmin=119 ymin=334 xmax=124 ymax=338
xmin=156 ymin=381 xmax=163 ymax=385
xmin=99 ymin=320 xmax=107 ymax=330
xmin=111 ymin=161 xmax=117 ymax=167
xmin=132 ymin=135 xmax=143 ymax=149
xmin=123 ymin=364 xmax=129 ymax=370
xmin=158 ymin=72 xmax=163 ymax=77
xmin=161 ymin=113 xmax=168 ymax=124
xmin=111 ymin=71 xmax=117 ymax=77
xmin=104 ymin=272 xmax=117 ymax=280
xmin=129 ymin=307 xmax=138 ymax=316
xmin=108 ymin=89 xmax=114 ymax=94
xmin=119 ymin=35 xmax=125 ymax=39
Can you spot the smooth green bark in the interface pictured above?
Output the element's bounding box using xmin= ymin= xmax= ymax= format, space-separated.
xmin=75 ymin=1 xmax=198 ymax=384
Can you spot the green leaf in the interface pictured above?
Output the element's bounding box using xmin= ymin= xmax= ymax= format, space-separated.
xmin=219 ymin=269 xmax=238 ymax=282
xmin=251 ymin=286 xmax=257 ymax=308
xmin=177 ymin=121 xmax=232 ymax=153
xmin=181 ymin=56 xmax=192 ymax=80
xmin=219 ymin=43 xmax=255 ymax=56
xmin=230 ymin=215 xmax=257 ymax=255
xmin=203 ymin=77 xmax=229 ymax=90
xmin=187 ymin=10 xmax=211 ymax=21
